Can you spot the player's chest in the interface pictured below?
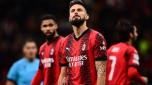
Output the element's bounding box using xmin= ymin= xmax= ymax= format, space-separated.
xmin=40 ymin=45 xmax=58 ymax=68
xmin=65 ymin=39 xmax=92 ymax=56
xmin=18 ymin=63 xmax=37 ymax=78
xmin=41 ymin=45 xmax=55 ymax=58
xmin=64 ymin=39 xmax=94 ymax=67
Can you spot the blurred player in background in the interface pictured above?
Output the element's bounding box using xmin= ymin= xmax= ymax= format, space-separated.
xmin=6 ymin=38 xmax=39 ymax=85
xmin=106 ymin=19 xmax=148 ymax=85
xmin=58 ymin=0 xmax=107 ymax=85
xmin=31 ymin=14 xmax=63 ymax=85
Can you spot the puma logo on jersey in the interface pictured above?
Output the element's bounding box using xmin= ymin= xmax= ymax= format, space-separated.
xmin=41 ymin=51 xmax=44 ymax=56
xmin=66 ymin=47 xmax=70 ymax=52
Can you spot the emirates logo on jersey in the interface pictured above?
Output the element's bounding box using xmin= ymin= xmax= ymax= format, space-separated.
xmin=66 ymin=55 xmax=87 ymax=67
xmin=41 ymin=58 xmax=54 ymax=68
xmin=82 ymin=43 xmax=86 ymax=51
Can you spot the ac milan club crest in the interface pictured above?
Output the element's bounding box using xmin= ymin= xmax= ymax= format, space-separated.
xmin=82 ymin=43 xmax=86 ymax=51
xmin=50 ymin=48 xmax=54 ymax=55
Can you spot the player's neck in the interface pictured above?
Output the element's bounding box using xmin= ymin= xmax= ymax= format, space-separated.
xmin=126 ymin=39 xmax=132 ymax=45
xmin=25 ymin=57 xmax=35 ymax=62
xmin=73 ymin=22 xmax=88 ymax=38
xmin=54 ymin=32 xmax=59 ymax=38
xmin=47 ymin=32 xmax=59 ymax=43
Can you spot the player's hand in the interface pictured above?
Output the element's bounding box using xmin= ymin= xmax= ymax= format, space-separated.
xmin=62 ymin=77 xmax=66 ymax=85
xmin=142 ymin=76 xmax=148 ymax=85
xmin=58 ymin=77 xmax=66 ymax=85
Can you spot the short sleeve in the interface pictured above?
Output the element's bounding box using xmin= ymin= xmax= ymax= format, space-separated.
xmin=127 ymin=47 xmax=140 ymax=67
xmin=7 ymin=63 xmax=18 ymax=82
xmin=59 ymin=39 xmax=68 ymax=66
xmin=93 ymin=33 xmax=107 ymax=61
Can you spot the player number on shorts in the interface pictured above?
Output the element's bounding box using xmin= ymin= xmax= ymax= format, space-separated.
xmin=108 ymin=56 xmax=116 ymax=81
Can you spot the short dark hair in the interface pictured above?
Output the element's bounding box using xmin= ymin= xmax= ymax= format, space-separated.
xmin=69 ymin=0 xmax=89 ymax=14
xmin=41 ymin=14 xmax=58 ymax=24
xmin=116 ymin=19 xmax=134 ymax=42
xmin=22 ymin=38 xmax=37 ymax=47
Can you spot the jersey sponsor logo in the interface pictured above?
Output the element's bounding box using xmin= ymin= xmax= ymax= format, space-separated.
xmin=100 ymin=46 xmax=106 ymax=51
xmin=111 ymin=47 xmax=120 ymax=52
xmin=66 ymin=55 xmax=87 ymax=67
xmin=99 ymin=41 xmax=106 ymax=51
xmin=41 ymin=58 xmax=54 ymax=68
xmin=132 ymin=53 xmax=139 ymax=65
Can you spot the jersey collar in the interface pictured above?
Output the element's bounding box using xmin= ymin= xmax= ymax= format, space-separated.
xmin=47 ymin=36 xmax=60 ymax=45
xmin=73 ymin=28 xmax=90 ymax=41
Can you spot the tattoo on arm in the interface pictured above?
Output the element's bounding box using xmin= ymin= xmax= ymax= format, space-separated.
xmin=96 ymin=61 xmax=106 ymax=77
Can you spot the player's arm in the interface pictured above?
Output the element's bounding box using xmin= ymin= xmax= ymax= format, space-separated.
xmin=6 ymin=80 xmax=16 ymax=85
xmin=93 ymin=33 xmax=107 ymax=85
xmin=58 ymin=66 xmax=66 ymax=85
xmin=58 ymin=55 xmax=68 ymax=85
xmin=6 ymin=63 xmax=18 ymax=85
xmin=31 ymin=60 xmax=43 ymax=85
xmin=95 ymin=60 xmax=106 ymax=85
xmin=128 ymin=67 xmax=148 ymax=85
xmin=127 ymin=48 xmax=148 ymax=84
xmin=31 ymin=70 xmax=43 ymax=85
xmin=58 ymin=39 xmax=67 ymax=85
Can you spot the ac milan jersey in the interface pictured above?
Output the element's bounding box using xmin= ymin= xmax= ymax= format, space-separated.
xmin=31 ymin=36 xmax=63 ymax=85
xmin=106 ymin=42 xmax=140 ymax=85
xmin=60 ymin=29 xmax=107 ymax=85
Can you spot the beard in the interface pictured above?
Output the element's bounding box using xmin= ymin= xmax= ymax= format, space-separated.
xmin=44 ymin=31 xmax=55 ymax=41
xmin=70 ymin=16 xmax=85 ymax=28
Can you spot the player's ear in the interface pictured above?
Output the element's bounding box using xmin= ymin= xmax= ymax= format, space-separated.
xmin=40 ymin=27 xmax=43 ymax=31
xmin=54 ymin=23 xmax=58 ymax=30
xmin=129 ymin=33 xmax=133 ymax=38
xmin=22 ymin=45 xmax=26 ymax=55
xmin=85 ymin=14 xmax=89 ymax=20
xmin=40 ymin=24 xmax=43 ymax=31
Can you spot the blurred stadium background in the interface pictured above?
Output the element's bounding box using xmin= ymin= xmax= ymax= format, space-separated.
xmin=0 ymin=0 xmax=151 ymax=84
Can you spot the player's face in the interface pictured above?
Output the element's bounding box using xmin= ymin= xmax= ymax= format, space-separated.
xmin=23 ymin=42 xmax=37 ymax=60
xmin=133 ymin=25 xmax=138 ymax=40
xmin=41 ymin=19 xmax=57 ymax=37
xmin=69 ymin=4 xmax=89 ymax=24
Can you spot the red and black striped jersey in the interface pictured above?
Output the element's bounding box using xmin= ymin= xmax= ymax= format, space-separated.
xmin=31 ymin=36 xmax=64 ymax=85
xmin=60 ymin=29 xmax=107 ymax=85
